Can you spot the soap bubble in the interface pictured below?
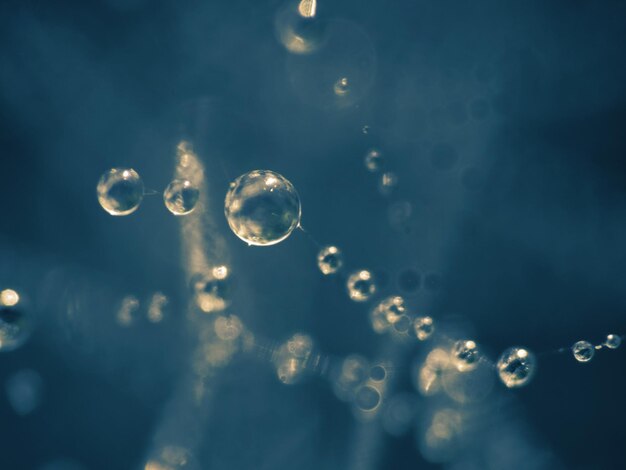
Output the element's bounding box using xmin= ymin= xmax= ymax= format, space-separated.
xmin=5 ymin=369 xmax=43 ymax=415
xmin=333 ymin=77 xmax=350 ymax=96
xmin=392 ymin=314 xmax=412 ymax=335
xmin=332 ymin=355 xmax=369 ymax=401
xmin=192 ymin=266 xmax=231 ymax=313
xmin=605 ymin=334 xmax=622 ymax=349
xmin=496 ymin=347 xmax=536 ymax=388
xmin=163 ymin=179 xmax=199 ymax=215
xmin=0 ymin=288 xmax=31 ymax=352
xmin=451 ymin=340 xmax=480 ymax=372
xmin=413 ymin=316 xmax=435 ymax=341
xmin=370 ymin=296 xmax=405 ymax=333
xmin=378 ymin=171 xmax=398 ymax=196
xmin=354 ymin=384 xmax=381 ymax=412
xmin=346 ymin=270 xmax=377 ymax=302
xmin=317 ymin=245 xmax=343 ymax=275
xmin=97 ymin=168 xmax=144 ymax=216
xmin=369 ymin=364 xmax=387 ymax=382
xmin=572 ymin=340 xmax=595 ymax=363
xmin=116 ymin=295 xmax=139 ymax=327
xmin=364 ymin=149 xmax=383 ymax=172
xmin=274 ymin=333 xmax=314 ymax=384
xmin=275 ymin=0 xmax=327 ymax=55
xmin=224 ymin=170 xmax=301 ymax=246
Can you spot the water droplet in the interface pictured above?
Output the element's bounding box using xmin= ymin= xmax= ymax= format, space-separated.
xmin=451 ymin=340 xmax=480 ymax=372
xmin=354 ymin=384 xmax=381 ymax=411
xmin=317 ymin=245 xmax=343 ymax=275
xmin=370 ymin=296 xmax=405 ymax=333
xmin=572 ymin=340 xmax=595 ymax=362
xmin=0 ymin=289 xmax=31 ymax=352
xmin=97 ymin=168 xmax=144 ymax=216
xmin=225 ymin=170 xmax=301 ymax=246
xmin=346 ymin=270 xmax=377 ymax=302
xmin=414 ymin=316 xmax=435 ymax=341
xmin=378 ymin=171 xmax=398 ymax=196
xmin=605 ymin=334 xmax=622 ymax=349
xmin=364 ymin=148 xmax=383 ymax=172
xmin=163 ymin=179 xmax=199 ymax=215
xmin=192 ymin=266 xmax=232 ymax=313
xmin=496 ymin=347 xmax=536 ymax=388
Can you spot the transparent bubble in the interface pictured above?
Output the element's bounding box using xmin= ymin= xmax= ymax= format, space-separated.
xmin=416 ymin=348 xmax=451 ymax=396
xmin=369 ymin=364 xmax=387 ymax=382
xmin=192 ymin=265 xmax=231 ymax=313
xmin=378 ymin=171 xmax=398 ymax=196
xmin=354 ymin=384 xmax=381 ymax=412
xmin=163 ymin=179 xmax=200 ymax=216
xmin=224 ymin=170 xmax=301 ymax=246
xmin=370 ymin=296 xmax=405 ymax=333
xmin=572 ymin=340 xmax=595 ymax=363
xmin=605 ymin=334 xmax=622 ymax=349
xmin=97 ymin=168 xmax=144 ymax=216
xmin=414 ymin=316 xmax=435 ymax=341
xmin=116 ymin=295 xmax=139 ymax=327
xmin=451 ymin=340 xmax=480 ymax=372
xmin=392 ymin=314 xmax=412 ymax=335
xmin=39 ymin=459 xmax=87 ymax=470
xmin=5 ymin=369 xmax=43 ymax=415
xmin=0 ymin=288 xmax=31 ymax=352
xmin=147 ymin=292 xmax=168 ymax=323
xmin=346 ymin=270 xmax=377 ymax=302
xmin=286 ymin=20 xmax=376 ymax=109
xmin=274 ymin=333 xmax=314 ymax=384
xmin=275 ymin=0 xmax=327 ymax=55
xmin=496 ymin=347 xmax=536 ymax=388
xmin=332 ymin=355 xmax=369 ymax=401
xmin=317 ymin=245 xmax=343 ymax=275
xmin=214 ymin=314 xmax=243 ymax=341
xmin=364 ymin=148 xmax=383 ymax=172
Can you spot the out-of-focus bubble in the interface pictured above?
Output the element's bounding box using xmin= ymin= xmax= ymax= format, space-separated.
xmin=369 ymin=364 xmax=387 ymax=382
xmin=346 ymin=270 xmax=376 ymax=302
xmin=39 ymin=459 xmax=87 ymax=470
xmin=443 ymin=360 xmax=494 ymax=403
xmin=392 ymin=314 xmax=412 ymax=335
xmin=370 ymin=296 xmax=406 ymax=333
xmin=420 ymin=408 xmax=463 ymax=463
xmin=147 ymin=292 xmax=168 ymax=323
xmin=97 ymin=168 xmax=144 ymax=216
xmin=163 ymin=179 xmax=200 ymax=216
xmin=415 ymin=348 xmax=451 ymax=396
xmin=0 ymin=288 xmax=31 ymax=351
xmin=397 ymin=268 xmax=421 ymax=293
xmin=286 ymin=20 xmax=376 ymax=109
xmin=364 ymin=148 xmax=383 ymax=172
xmin=332 ymin=355 xmax=369 ymax=401
xmin=214 ymin=314 xmax=243 ymax=341
xmin=382 ymin=393 xmax=416 ymax=436
xmin=496 ymin=347 xmax=536 ymax=388
xmin=378 ymin=171 xmax=398 ymax=196
xmin=144 ymin=445 xmax=199 ymax=470
xmin=430 ymin=144 xmax=458 ymax=171
xmin=572 ymin=340 xmax=595 ymax=363
xmin=6 ymin=369 xmax=43 ymax=415
xmin=317 ymin=245 xmax=343 ymax=275
xmin=605 ymin=334 xmax=622 ymax=349
xmin=275 ymin=0 xmax=326 ymax=55
xmin=192 ymin=265 xmax=231 ymax=313
xmin=116 ymin=295 xmax=139 ymax=327
xmin=354 ymin=384 xmax=382 ymax=412
xmin=224 ymin=170 xmax=301 ymax=246
xmin=274 ymin=333 xmax=314 ymax=384
xmin=413 ymin=316 xmax=435 ymax=341
xmin=451 ymin=340 xmax=480 ymax=372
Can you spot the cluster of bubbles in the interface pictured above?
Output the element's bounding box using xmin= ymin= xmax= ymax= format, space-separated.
xmin=571 ymin=334 xmax=622 ymax=363
xmin=97 ymin=168 xmax=200 ymax=216
xmin=363 ymin=147 xmax=398 ymax=196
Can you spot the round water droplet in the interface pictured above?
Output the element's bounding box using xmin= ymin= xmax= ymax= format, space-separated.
xmin=274 ymin=333 xmax=314 ymax=385
xmin=317 ymin=245 xmax=343 ymax=275
xmin=224 ymin=170 xmax=301 ymax=246
xmin=572 ymin=340 xmax=595 ymax=363
xmin=97 ymin=168 xmax=144 ymax=216
xmin=496 ymin=347 xmax=536 ymax=388
xmin=192 ymin=266 xmax=231 ymax=313
xmin=451 ymin=340 xmax=480 ymax=372
xmin=393 ymin=314 xmax=412 ymax=334
xmin=333 ymin=77 xmax=350 ymax=96
xmin=369 ymin=364 xmax=387 ymax=382
xmin=370 ymin=295 xmax=405 ymax=333
xmin=364 ymin=149 xmax=383 ymax=172
xmin=605 ymin=334 xmax=621 ymax=349
xmin=346 ymin=270 xmax=376 ymax=302
xmin=0 ymin=289 xmax=31 ymax=352
xmin=163 ymin=179 xmax=199 ymax=215
xmin=414 ymin=316 xmax=435 ymax=341
xmin=354 ymin=384 xmax=381 ymax=412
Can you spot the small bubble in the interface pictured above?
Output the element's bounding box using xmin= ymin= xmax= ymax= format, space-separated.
xmin=163 ymin=179 xmax=200 ymax=215
xmin=369 ymin=364 xmax=387 ymax=382
xmin=362 ymin=125 xmax=370 ymax=134
xmin=97 ymin=168 xmax=144 ymax=216
xmin=414 ymin=316 xmax=435 ymax=341
xmin=370 ymin=296 xmax=406 ymax=333
xmin=317 ymin=245 xmax=344 ymax=275
xmin=354 ymin=384 xmax=382 ymax=412
xmin=0 ymin=289 xmax=30 ymax=351
xmin=572 ymin=340 xmax=595 ymax=363
xmin=334 ymin=77 xmax=350 ymax=96
xmin=346 ymin=270 xmax=377 ymax=302
xmin=224 ymin=170 xmax=301 ymax=246
xmin=378 ymin=171 xmax=398 ymax=196
xmin=192 ymin=266 xmax=232 ymax=314
xmin=451 ymin=340 xmax=480 ymax=372
xmin=605 ymin=334 xmax=621 ymax=349
xmin=496 ymin=347 xmax=536 ymax=388
xmin=364 ymin=149 xmax=383 ymax=172
xmin=332 ymin=355 xmax=369 ymax=401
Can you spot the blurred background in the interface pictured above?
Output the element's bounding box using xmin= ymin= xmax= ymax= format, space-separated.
xmin=1 ymin=0 xmax=625 ymax=468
